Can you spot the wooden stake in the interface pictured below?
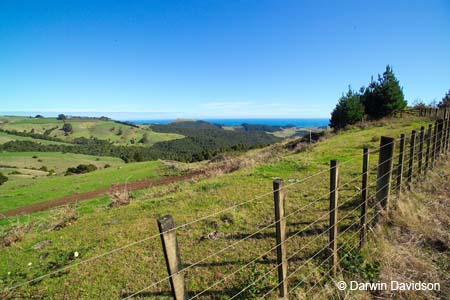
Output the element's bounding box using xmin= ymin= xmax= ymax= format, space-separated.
xmin=396 ymin=134 xmax=405 ymax=192
xmin=329 ymin=160 xmax=339 ymax=277
xmin=273 ymin=179 xmax=288 ymax=299
xmin=157 ymin=215 xmax=188 ymax=300
xmin=424 ymin=124 xmax=432 ymax=174
xmin=407 ymin=130 xmax=416 ymax=186
xmin=418 ymin=127 xmax=425 ymax=175
xmin=375 ymin=137 xmax=395 ymax=216
xmin=359 ymin=147 xmax=369 ymax=249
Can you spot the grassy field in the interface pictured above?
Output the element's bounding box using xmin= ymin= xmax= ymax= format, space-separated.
xmin=0 ymin=116 xmax=183 ymax=146
xmin=0 ymin=160 xmax=166 ymax=212
xmin=0 ymin=115 xmax=436 ymax=299
xmin=0 ymin=152 xmax=124 ymax=174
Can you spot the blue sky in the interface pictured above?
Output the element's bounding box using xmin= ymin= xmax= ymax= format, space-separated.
xmin=1 ymin=0 xmax=449 ymax=119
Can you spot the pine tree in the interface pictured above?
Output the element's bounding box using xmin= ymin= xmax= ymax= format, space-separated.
xmin=330 ymin=87 xmax=364 ymax=129
xmin=362 ymin=65 xmax=407 ymax=119
xmin=438 ymin=90 xmax=450 ymax=108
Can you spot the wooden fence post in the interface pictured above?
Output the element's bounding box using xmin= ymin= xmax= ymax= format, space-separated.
xmin=157 ymin=215 xmax=189 ymax=300
xmin=442 ymin=115 xmax=449 ymax=154
xmin=329 ymin=160 xmax=339 ymax=278
xmin=432 ymin=121 xmax=438 ymax=168
xmin=446 ymin=117 xmax=450 ymax=152
xmin=424 ymin=124 xmax=432 ymax=174
xmin=396 ymin=134 xmax=405 ymax=192
xmin=375 ymin=137 xmax=395 ymax=216
xmin=417 ymin=127 xmax=425 ymax=175
xmin=437 ymin=119 xmax=444 ymax=157
xmin=273 ymin=179 xmax=288 ymax=299
xmin=407 ymin=130 xmax=416 ymax=186
xmin=359 ymin=147 xmax=369 ymax=249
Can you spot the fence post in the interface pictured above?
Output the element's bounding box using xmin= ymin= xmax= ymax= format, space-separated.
xmin=417 ymin=127 xmax=425 ymax=175
xmin=446 ymin=117 xmax=450 ymax=152
xmin=359 ymin=147 xmax=369 ymax=249
xmin=432 ymin=121 xmax=438 ymax=168
xmin=375 ymin=137 xmax=395 ymax=217
xmin=396 ymin=134 xmax=405 ymax=192
xmin=424 ymin=124 xmax=432 ymax=174
xmin=437 ymin=119 xmax=444 ymax=158
xmin=157 ymin=215 xmax=189 ymax=300
xmin=273 ymin=179 xmax=288 ymax=299
xmin=442 ymin=115 xmax=448 ymax=154
xmin=329 ymin=160 xmax=339 ymax=278
xmin=407 ymin=131 xmax=416 ymax=186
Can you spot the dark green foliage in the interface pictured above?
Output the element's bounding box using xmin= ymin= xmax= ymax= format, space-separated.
xmin=0 ymin=172 xmax=8 ymax=185
xmin=35 ymin=114 xmax=44 ymax=118
xmin=438 ymin=90 xmax=450 ymax=109
xmin=57 ymin=114 xmax=67 ymax=120
xmin=362 ymin=65 xmax=407 ymax=119
xmin=240 ymin=123 xmax=292 ymax=132
xmin=62 ymin=123 xmax=73 ymax=134
xmin=65 ymin=164 xmax=98 ymax=175
xmin=330 ymin=87 xmax=364 ymax=129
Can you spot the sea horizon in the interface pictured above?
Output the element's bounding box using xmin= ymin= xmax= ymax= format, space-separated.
xmin=129 ymin=118 xmax=330 ymax=127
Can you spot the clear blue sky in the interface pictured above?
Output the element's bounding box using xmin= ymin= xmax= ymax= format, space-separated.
xmin=1 ymin=0 xmax=449 ymax=119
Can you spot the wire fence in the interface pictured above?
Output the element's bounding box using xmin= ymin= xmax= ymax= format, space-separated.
xmin=2 ymin=107 xmax=449 ymax=299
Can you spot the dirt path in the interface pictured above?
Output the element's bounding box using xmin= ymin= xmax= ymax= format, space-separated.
xmin=1 ymin=170 xmax=207 ymax=217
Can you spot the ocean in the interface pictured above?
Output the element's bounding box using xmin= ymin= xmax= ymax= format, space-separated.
xmin=129 ymin=118 xmax=329 ymax=127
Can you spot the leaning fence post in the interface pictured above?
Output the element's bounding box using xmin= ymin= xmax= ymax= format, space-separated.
xmin=359 ymin=147 xmax=369 ymax=249
xmin=329 ymin=160 xmax=339 ymax=277
xmin=417 ymin=127 xmax=425 ymax=175
xmin=157 ymin=215 xmax=189 ymax=300
xmin=396 ymin=134 xmax=405 ymax=192
xmin=424 ymin=124 xmax=432 ymax=174
xmin=375 ymin=137 xmax=395 ymax=217
xmin=407 ymin=130 xmax=416 ymax=186
xmin=273 ymin=179 xmax=288 ymax=299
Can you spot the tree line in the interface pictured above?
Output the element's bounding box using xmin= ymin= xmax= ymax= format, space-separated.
xmin=330 ymin=65 xmax=407 ymax=129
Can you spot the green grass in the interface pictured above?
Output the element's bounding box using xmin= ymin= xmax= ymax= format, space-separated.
xmin=0 ymin=160 xmax=166 ymax=212
xmin=0 ymin=131 xmax=70 ymax=146
xmin=0 ymin=116 xmax=183 ymax=146
xmin=0 ymin=152 xmax=124 ymax=174
xmin=0 ymin=115 xmax=436 ymax=299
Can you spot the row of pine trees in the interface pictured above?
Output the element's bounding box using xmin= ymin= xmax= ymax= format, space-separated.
xmin=330 ymin=65 xmax=407 ymax=129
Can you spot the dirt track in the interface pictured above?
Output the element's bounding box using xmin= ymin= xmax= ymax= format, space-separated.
xmin=1 ymin=170 xmax=207 ymax=217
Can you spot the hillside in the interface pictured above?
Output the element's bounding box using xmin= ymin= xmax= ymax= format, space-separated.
xmin=1 ymin=113 xmax=445 ymax=299
xmin=0 ymin=116 xmax=183 ymax=146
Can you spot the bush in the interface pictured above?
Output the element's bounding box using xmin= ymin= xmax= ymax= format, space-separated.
xmin=0 ymin=172 xmax=8 ymax=185
xmin=65 ymin=164 xmax=97 ymax=175
xmin=62 ymin=123 xmax=73 ymax=134
xmin=330 ymin=87 xmax=364 ymax=129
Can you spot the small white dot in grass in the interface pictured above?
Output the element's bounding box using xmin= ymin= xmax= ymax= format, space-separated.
xmin=27 ymin=262 xmax=32 ymax=266
xmin=74 ymin=251 xmax=79 ymax=258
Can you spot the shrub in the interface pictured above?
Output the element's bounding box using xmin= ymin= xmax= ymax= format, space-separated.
xmin=65 ymin=164 xmax=97 ymax=175
xmin=0 ymin=172 xmax=8 ymax=185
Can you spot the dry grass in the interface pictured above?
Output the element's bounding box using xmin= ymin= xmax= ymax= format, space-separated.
xmin=371 ymin=158 xmax=450 ymax=300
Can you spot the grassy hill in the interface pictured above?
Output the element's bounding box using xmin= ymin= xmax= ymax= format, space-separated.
xmin=0 ymin=116 xmax=183 ymax=146
xmin=0 ymin=114 xmax=437 ymax=299
xmin=0 ymin=160 xmax=167 ymax=212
